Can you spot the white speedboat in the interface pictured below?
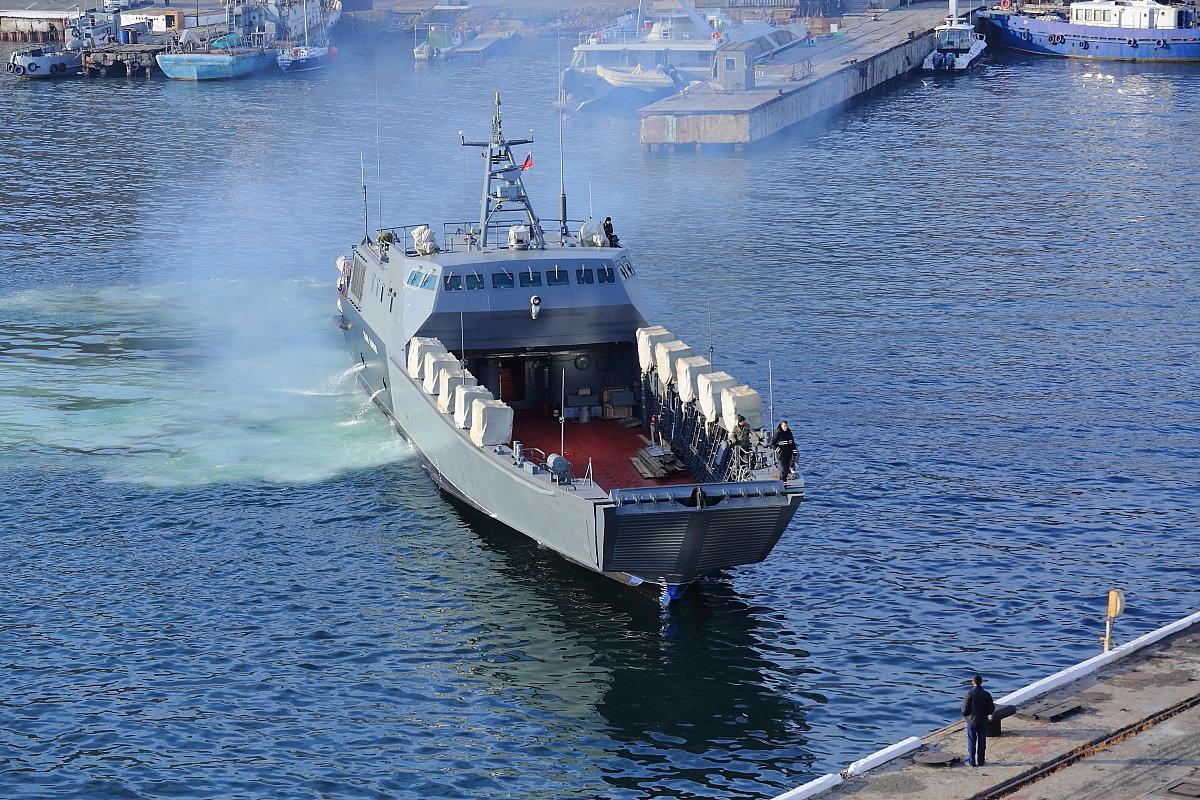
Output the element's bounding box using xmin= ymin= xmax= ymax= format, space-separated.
xmin=413 ymin=24 xmax=461 ymax=60
xmin=924 ymin=0 xmax=987 ymax=70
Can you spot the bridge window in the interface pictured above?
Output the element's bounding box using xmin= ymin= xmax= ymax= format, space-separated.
xmin=420 ymin=273 xmax=438 ymax=290
xmin=576 ymin=267 xmax=595 ymax=284
xmin=443 ymin=275 xmax=463 ymax=292
xmin=407 ymin=270 xmax=422 ymax=286
xmin=492 ymin=272 xmax=515 ymax=289
xmin=519 ymin=270 xmax=543 ymax=288
xmin=546 ymin=266 xmax=569 ymax=286
xmin=465 ymin=273 xmax=484 ymax=290
xmin=597 ymin=266 xmax=616 ymax=284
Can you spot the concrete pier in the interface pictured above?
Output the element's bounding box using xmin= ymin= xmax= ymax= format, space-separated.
xmin=82 ymin=43 xmax=170 ymax=76
xmin=771 ymin=610 xmax=1200 ymax=800
xmin=447 ymin=29 xmax=518 ymax=58
xmin=640 ymin=2 xmax=973 ymax=151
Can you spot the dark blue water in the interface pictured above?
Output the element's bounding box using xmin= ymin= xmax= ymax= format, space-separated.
xmin=2 ymin=33 xmax=1198 ymax=799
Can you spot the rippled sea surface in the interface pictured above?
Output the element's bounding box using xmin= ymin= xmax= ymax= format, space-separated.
xmin=1 ymin=33 xmax=1198 ymax=800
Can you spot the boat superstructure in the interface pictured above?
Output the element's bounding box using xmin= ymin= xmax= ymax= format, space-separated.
xmin=560 ymin=0 xmax=808 ymax=108
xmin=977 ymin=0 xmax=1200 ymax=60
xmin=335 ymin=95 xmax=803 ymax=601
xmin=923 ymin=0 xmax=987 ymax=70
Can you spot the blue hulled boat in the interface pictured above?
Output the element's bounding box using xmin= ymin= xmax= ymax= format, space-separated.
xmin=978 ymin=0 xmax=1200 ymax=60
xmin=156 ymin=35 xmax=275 ymax=80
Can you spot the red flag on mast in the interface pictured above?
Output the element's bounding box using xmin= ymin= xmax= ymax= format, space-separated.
xmin=519 ymin=152 xmax=533 ymax=171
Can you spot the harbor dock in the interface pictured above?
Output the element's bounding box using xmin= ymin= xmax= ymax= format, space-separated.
xmin=82 ymin=43 xmax=170 ymax=76
xmin=446 ymin=29 xmax=517 ymax=58
xmin=772 ymin=610 xmax=1200 ymax=800
xmin=640 ymin=1 xmax=976 ymax=152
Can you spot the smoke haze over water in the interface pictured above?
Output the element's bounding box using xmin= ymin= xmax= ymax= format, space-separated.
xmin=0 ymin=278 xmax=408 ymax=487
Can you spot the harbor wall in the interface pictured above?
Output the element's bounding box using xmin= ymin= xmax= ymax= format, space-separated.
xmin=641 ymin=34 xmax=935 ymax=149
xmin=0 ymin=12 xmax=67 ymax=41
xmin=766 ymin=607 xmax=1200 ymax=800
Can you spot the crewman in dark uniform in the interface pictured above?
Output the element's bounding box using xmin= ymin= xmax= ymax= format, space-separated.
xmin=961 ymin=674 xmax=995 ymax=767
xmin=769 ymin=421 xmax=797 ymax=483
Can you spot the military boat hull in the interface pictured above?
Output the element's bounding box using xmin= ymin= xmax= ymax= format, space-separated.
xmin=334 ymin=95 xmax=803 ymax=601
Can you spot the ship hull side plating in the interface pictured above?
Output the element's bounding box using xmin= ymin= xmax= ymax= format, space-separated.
xmin=339 ymin=299 xmax=800 ymax=587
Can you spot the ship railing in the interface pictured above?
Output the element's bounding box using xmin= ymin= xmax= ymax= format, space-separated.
xmin=609 ymin=480 xmax=784 ymax=507
xmin=373 ymin=218 xmax=595 ymax=255
xmin=577 ymin=26 xmax=646 ymax=46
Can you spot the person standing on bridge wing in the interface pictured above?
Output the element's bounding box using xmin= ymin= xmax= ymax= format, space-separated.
xmin=962 ymin=674 xmax=995 ymax=767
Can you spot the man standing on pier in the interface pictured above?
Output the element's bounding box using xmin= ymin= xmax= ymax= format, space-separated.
xmin=962 ymin=674 xmax=995 ymax=767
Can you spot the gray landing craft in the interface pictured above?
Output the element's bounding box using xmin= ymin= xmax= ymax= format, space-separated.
xmin=335 ymin=95 xmax=803 ymax=602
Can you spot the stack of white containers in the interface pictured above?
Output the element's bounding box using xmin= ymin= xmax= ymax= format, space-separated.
xmin=654 ymin=340 xmax=694 ymax=389
xmin=437 ymin=369 xmax=477 ymax=413
xmin=470 ymin=399 xmax=514 ymax=446
xmin=455 ymin=385 xmax=493 ymax=429
xmin=634 ymin=326 xmax=763 ymax=432
xmin=407 ymin=337 xmax=445 ymax=379
xmin=423 ymin=352 xmax=459 ymax=394
xmin=635 ymin=326 xmax=673 ymax=374
xmin=675 ymin=356 xmax=713 ymax=404
xmin=407 ymin=336 xmax=510 ymax=445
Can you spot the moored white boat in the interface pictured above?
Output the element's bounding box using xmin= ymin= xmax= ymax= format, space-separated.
xmin=7 ymin=46 xmax=82 ymax=78
xmin=923 ymin=0 xmax=987 ymax=70
xmin=7 ymin=10 xmax=120 ymax=78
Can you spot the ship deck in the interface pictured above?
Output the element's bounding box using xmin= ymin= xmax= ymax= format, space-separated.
xmin=511 ymin=410 xmax=696 ymax=492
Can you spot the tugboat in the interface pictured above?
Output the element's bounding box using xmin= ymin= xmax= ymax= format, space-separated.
xmin=335 ymin=94 xmax=804 ymax=603
xmin=923 ymin=0 xmax=987 ymax=70
xmin=978 ymin=0 xmax=1200 ymax=60
xmin=6 ymin=11 xmax=120 ymax=78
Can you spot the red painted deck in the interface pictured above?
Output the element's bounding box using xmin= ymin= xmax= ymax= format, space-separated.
xmin=511 ymin=409 xmax=696 ymax=491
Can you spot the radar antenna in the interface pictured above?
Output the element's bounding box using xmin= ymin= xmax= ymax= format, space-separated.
xmin=460 ymin=93 xmax=546 ymax=251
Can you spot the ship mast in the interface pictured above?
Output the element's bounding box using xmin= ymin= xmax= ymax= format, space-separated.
xmin=460 ymin=92 xmax=546 ymax=251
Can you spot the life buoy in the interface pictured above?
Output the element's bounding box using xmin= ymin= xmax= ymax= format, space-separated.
xmin=1156 ymin=38 xmax=1166 ymax=48
xmin=1079 ymin=39 xmax=1089 ymax=49
xmin=26 ymin=62 xmax=39 ymax=72
xmin=12 ymin=63 xmax=24 ymax=75
xmin=1127 ymin=37 xmax=1137 ymax=47
xmin=69 ymin=26 xmax=80 ymax=37
xmin=49 ymin=62 xmax=59 ymax=73
xmin=710 ymin=31 xmax=722 ymax=40
xmin=1020 ymin=30 xmax=1032 ymax=41
xmin=998 ymin=0 xmax=1011 ymax=8
xmin=4 ymin=61 xmax=12 ymax=73
xmin=291 ymin=47 xmax=302 ymax=58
